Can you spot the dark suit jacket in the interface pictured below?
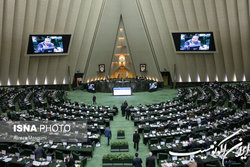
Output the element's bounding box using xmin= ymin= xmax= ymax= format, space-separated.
xmin=65 ymin=157 xmax=75 ymax=167
xmin=133 ymin=133 xmax=140 ymax=142
xmin=34 ymin=147 xmax=44 ymax=160
xmin=146 ymin=156 xmax=155 ymax=167
xmin=132 ymin=157 xmax=142 ymax=167
xmin=104 ymin=128 xmax=112 ymax=138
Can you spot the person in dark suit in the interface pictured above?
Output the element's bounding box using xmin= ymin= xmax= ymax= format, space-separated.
xmin=194 ymin=156 xmax=204 ymax=167
xmin=172 ymin=143 xmax=182 ymax=152
xmin=92 ymin=95 xmax=96 ymax=105
xmin=34 ymin=144 xmax=45 ymax=160
xmin=133 ymin=153 xmax=142 ymax=167
xmin=125 ymin=108 xmax=131 ymax=120
xmin=65 ymin=155 xmax=75 ymax=167
xmin=203 ymin=139 xmax=211 ymax=149
xmin=146 ymin=152 xmax=155 ymax=167
xmin=124 ymin=100 xmax=128 ymax=108
xmin=133 ymin=130 xmax=140 ymax=151
xmin=104 ymin=126 xmax=112 ymax=146
xmin=121 ymin=103 xmax=125 ymax=117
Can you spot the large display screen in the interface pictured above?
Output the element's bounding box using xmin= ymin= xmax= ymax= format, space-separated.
xmin=113 ymin=87 xmax=132 ymax=96
xmin=27 ymin=34 xmax=71 ymax=55
xmin=172 ymin=32 xmax=216 ymax=52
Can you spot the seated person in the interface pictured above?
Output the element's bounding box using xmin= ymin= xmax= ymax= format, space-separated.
xmin=34 ymin=144 xmax=45 ymax=160
xmin=172 ymin=143 xmax=182 ymax=152
xmin=183 ymin=35 xmax=201 ymax=51
xmin=36 ymin=38 xmax=55 ymax=53
xmin=65 ymin=155 xmax=75 ymax=167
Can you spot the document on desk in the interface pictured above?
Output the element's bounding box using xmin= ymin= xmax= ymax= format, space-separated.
xmin=3 ymin=158 xmax=12 ymax=162
xmin=181 ymin=160 xmax=189 ymax=164
xmin=33 ymin=161 xmax=41 ymax=166
xmin=51 ymin=145 xmax=57 ymax=148
xmin=17 ymin=158 xmax=23 ymax=162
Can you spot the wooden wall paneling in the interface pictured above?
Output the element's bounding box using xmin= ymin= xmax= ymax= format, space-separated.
xmin=27 ymin=0 xmax=49 ymax=85
xmin=237 ymin=0 xmax=250 ymax=81
xmin=84 ymin=0 xmax=123 ymax=82
xmin=120 ymin=0 xmax=162 ymax=81
xmin=171 ymin=0 xmax=189 ymax=82
xmin=18 ymin=0 xmax=38 ymax=85
xmin=141 ymin=0 xmax=169 ymax=72
xmin=160 ymin=0 xmax=178 ymax=81
xmin=75 ymin=0 xmax=94 ymax=76
xmin=0 ymin=0 xmax=15 ymax=85
xmin=55 ymin=0 xmax=82 ymax=84
xmin=46 ymin=0 xmax=71 ymax=84
xmin=151 ymin=0 xmax=176 ymax=77
xmin=214 ymin=0 xmax=235 ymax=81
xmin=182 ymin=0 xmax=200 ymax=82
xmin=226 ymin=0 xmax=244 ymax=81
xmin=78 ymin=0 xmax=104 ymax=82
xmin=36 ymin=0 xmax=60 ymax=85
xmin=8 ymin=0 xmax=26 ymax=85
xmin=204 ymin=0 xmax=226 ymax=81
xmin=68 ymin=0 xmax=89 ymax=79
xmin=193 ymin=0 xmax=214 ymax=82
xmin=0 ymin=0 xmax=4 ymax=85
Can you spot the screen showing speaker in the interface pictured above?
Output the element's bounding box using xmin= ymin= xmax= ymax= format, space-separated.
xmin=172 ymin=32 xmax=216 ymax=53
xmin=27 ymin=34 xmax=71 ymax=55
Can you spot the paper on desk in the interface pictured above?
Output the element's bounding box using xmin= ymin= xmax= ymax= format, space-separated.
xmin=33 ymin=161 xmax=41 ymax=166
xmin=51 ymin=145 xmax=57 ymax=148
xmin=17 ymin=158 xmax=23 ymax=162
xmin=157 ymin=146 xmax=161 ymax=149
xmin=41 ymin=161 xmax=50 ymax=165
xmin=181 ymin=160 xmax=189 ymax=164
xmin=3 ymin=158 xmax=12 ymax=162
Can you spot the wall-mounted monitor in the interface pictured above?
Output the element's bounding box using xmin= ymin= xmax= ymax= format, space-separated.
xmin=172 ymin=32 xmax=216 ymax=53
xmin=27 ymin=34 xmax=72 ymax=56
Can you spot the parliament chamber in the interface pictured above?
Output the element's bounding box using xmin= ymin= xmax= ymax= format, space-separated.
xmin=0 ymin=0 xmax=250 ymax=166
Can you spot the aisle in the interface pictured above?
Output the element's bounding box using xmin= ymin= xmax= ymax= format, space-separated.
xmin=67 ymin=88 xmax=178 ymax=166
xmin=86 ymin=111 xmax=150 ymax=167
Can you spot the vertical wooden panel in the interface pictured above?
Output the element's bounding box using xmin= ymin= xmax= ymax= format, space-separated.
xmin=55 ymin=0 xmax=82 ymax=84
xmin=79 ymin=0 xmax=105 ymax=82
xmin=8 ymin=0 xmax=26 ymax=85
xmin=192 ymin=0 xmax=213 ymax=82
xmin=182 ymin=0 xmax=199 ymax=82
xmin=140 ymin=0 xmax=168 ymax=71
xmin=18 ymin=0 xmax=38 ymax=85
xmin=225 ymin=0 xmax=244 ymax=81
xmin=150 ymin=0 xmax=176 ymax=77
xmin=171 ymin=0 xmax=189 ymax=82
xmin=237 ymin=0 xmax=250 ymax=81
xmin=0 ymin=0 xmax=15 ymax=85
xmin=36 ymin=0 xmax=60 ymax=84
xmin=0 ymin=0 xmax=4 ymax=84
xmin=204 ymin=0 xmax=226 ymax=81
xmin=75 ymin=0 xmax=94 ymax=74
xmin=215 ymin=0 xmax=235 ymax=81
xmin=46 ymin=0 xmax=71 ymax=84
xmin=160 ymin=0 xmax=179 ymax=80
xmin=68 ymin=0 xmax=91 ymax=79
xmin=28 ymin=0 xmax=49 ymax=85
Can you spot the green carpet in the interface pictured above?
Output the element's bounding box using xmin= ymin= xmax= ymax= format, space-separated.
xmin=67 ymin=87 xmax=178 ymax=167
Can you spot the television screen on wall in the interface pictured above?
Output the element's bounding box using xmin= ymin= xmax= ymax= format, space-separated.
xmin=172 ymin=32 xmax=216 ymax=53
xmin=27 ymin=34 xmax=71 ymax=56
